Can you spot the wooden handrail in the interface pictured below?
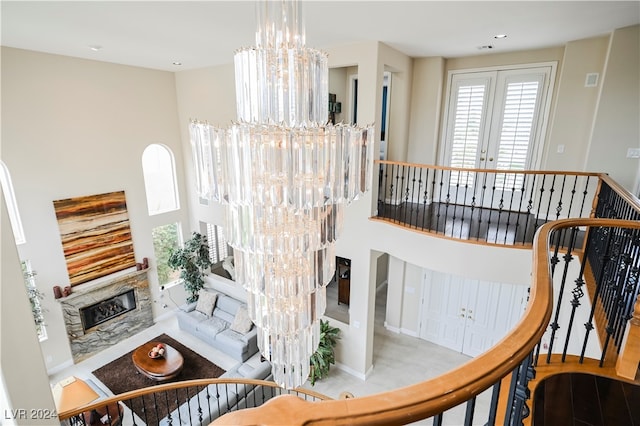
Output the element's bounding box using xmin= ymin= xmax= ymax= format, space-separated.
xmin=57 ymin=377 xmax=330 ymax=420
xmin=375 ymin=159 xmax=605 ymax=177
xmin=598 ymin=173 xmax=640 ymax=215
xmin=215 ymin=218 xmax=640 ymax=425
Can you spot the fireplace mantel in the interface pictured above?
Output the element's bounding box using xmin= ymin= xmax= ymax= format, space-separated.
xmin=59 ymin=268 xmax=154 ymax=362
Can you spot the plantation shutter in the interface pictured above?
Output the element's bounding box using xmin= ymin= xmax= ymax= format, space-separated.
xmin=206 ymin=223 xmax=228 ymax=264
xmin=447 ymin=74 xmax=493 ymax=186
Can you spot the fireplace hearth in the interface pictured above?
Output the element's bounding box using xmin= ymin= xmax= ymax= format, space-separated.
xmin=80 ymin=289 xmax=136 ymax=331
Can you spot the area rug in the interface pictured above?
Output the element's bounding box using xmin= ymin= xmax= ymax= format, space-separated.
xmin=92 ymin=334 xmax=225 ymax=425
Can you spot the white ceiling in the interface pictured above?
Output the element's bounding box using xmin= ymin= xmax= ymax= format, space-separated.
xmin=2 ymin=1 xmax=639 ymax=72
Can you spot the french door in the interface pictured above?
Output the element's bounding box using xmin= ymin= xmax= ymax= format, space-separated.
xmin=440 ymin=65 xmax=555 ymax=207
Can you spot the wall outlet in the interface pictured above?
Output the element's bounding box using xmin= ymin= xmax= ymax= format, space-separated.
xmin=626 ymin=148 xmax=640 ymax=158
xmin=405 ymin=286 xmax=415 ymax=294
xmin=557 ymin=144 xmax=565 ymax=154
xmin=352 ymin=320 xmax=360 ymax=329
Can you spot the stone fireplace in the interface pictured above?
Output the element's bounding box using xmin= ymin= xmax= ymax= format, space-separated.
xmin=59 ymin=269 xmax=153 ymax=362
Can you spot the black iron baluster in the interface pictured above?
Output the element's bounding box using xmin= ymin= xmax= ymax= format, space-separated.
xmin=150 ymin=391 xmax=160 ymax=425
xmin=523 ymin=173 xmax=537 ymax=243
xmin=463 ymin=396 xmax=476 ymax=426
xmin=546 ymin=227 xmax=575 ymax=363
xmin=504 ymin=172 xmax=517 ymax=245
xmin=543 ymin=174 xmax=557 ymax=225
xmin=487 ymin=177 xmax=498 ymax=243
xmin=555 ymin=175 xmax=567 ymax=220
xmin=391 ymin=164 xmax=398 ymax=221
xmin=486 ymin=381 xmax=502 ymax=425
xmin=476 ymin=171 xmax=489 ymax=241
xmin=433 ymin=413 xmax=443 ymax=426
xmin=600 ymin=229 xmax=635 ymax=365
xmin=401 ymin=165 xmax=410 ymax=226
xmin=378 ymin=163 xmax=386 ymax=218
xmin=429 ymin=168 xmax=438 ymax=231
xmin=562 ymin=227 xmax=591 ymax=362
xmin=535 ymin=174 xmax=547 ymax=230
xmin=565 ymin=175 xmax=578 ymax=219
xmin=580 ymin=226 xmax=615 ymax=363
xmin=436 ymin=169 xmax=446 ymax=234
xmin=204 ymin=384 xmax=212 ymax=423
xmin=163 ymin=391 xmax=172 ymax=426
xmin=496 ymin=172 xmax=506 ymax=244
xmin=514 ymin=173 xmax=527 ymax=245
xmin=409 ymin=166 xmax=418 ymax=228
xmin=506 ymin=352 xmax=534 ymax=426
xmin=421 ymin=167 xmax=430 ymax=232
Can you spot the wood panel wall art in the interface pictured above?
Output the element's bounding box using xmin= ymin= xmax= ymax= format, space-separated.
xmin=54 ymin=191 xmax=136 ymax=286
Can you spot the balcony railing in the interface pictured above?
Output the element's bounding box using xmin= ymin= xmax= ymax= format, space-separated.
xmin=58 ymin=378 xmax=329 ymax=425
xmin=59 ymin=164 xmax=640 ymax=426
xmin=374 ymin=160 xmax=601 ymax=245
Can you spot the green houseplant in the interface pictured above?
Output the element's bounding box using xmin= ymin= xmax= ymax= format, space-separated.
xmin=309 ymin=319 xmax=341 ymax=385
xmin=168 ymin=232 xmax=213 ymax=303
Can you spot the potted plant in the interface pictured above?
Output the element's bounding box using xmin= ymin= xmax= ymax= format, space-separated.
xmin=168 ymin=232 xmax=213 ymax=303
xmin=309 ymin=319 xmax=341 ymax=385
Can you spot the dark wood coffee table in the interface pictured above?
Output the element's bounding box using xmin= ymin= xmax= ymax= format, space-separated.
xmin=132 ymin=342 xmax=184 ymax=381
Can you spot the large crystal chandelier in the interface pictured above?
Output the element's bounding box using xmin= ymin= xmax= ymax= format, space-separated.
xmin=189 ymin=0 xmax=373 ymax=389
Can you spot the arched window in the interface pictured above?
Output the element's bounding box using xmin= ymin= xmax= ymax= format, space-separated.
xmin=0 ymin=161 xmax=26 ymax=244
xmin=142 ymin=144 xmax=179 ymax=215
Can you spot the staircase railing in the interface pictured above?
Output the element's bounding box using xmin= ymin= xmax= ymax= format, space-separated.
xmin=374 ymin=160 xmax=601 ymax=245
xmin=58 ymin=167 xmax=640 ymax=426
xmin=211 ymin=219 xmax=639 ymax=426
xmin=57 ymin=377 xmax=330 ymax=425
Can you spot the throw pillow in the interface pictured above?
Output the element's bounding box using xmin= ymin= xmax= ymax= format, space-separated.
xmin=230 ymin=305 xmax=253 ymax=334
xmin=195 ymin=290 xmax=218 ymax=317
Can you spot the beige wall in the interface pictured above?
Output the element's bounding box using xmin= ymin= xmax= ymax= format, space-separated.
xmin=545 ymin=36 xmax=610 ymax=171
xmin=1 ymin=196 xmax=56 ymax=424
xmin=1 ymin=47 xmax=188 ymax=372
xmin=408 ymin=57 xmax=445 ymax=164
xmin=586 ymin=25 xmax=640 ymax=190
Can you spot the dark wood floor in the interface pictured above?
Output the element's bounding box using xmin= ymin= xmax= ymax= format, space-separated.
xmin=533 ymin=372 xmax=640 ymax=426
xmin=376 ymin=201 xmax=585 ymax=246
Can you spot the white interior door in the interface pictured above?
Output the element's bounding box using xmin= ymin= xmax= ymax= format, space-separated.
xmin=420 ymin=270 xmax=528 ymax=357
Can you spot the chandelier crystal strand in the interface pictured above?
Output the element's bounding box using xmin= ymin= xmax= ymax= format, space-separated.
xmin=189 ymin=0 xmax=372 ymax=389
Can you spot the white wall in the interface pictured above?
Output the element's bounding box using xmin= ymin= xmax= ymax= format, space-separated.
xmin=1 ymin=47 xmax=188 ymax=372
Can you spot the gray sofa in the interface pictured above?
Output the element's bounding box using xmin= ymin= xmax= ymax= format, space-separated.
xmin=158 ymin=361 xmax=273 ymax=426
xmin=175 ymin=289 xmax=259 ymax=362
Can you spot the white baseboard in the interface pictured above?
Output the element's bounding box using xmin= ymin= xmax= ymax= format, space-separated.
xmin=384 ymin=323 xmax=401 ymax=334
xmin=47 ymin=359 xmax=74 ymax=376
xmin=400 ymin=328 xmax=419 ymax=337
xmin=334 ymin=362 xmax=371 ymax=381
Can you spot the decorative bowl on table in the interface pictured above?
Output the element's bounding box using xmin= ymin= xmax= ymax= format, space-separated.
xmin=148 ymin=343 xmax=166 ymax=359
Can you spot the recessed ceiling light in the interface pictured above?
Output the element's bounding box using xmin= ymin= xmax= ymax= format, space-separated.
xmin=494 ymin=34 xmax=508 ymax=39
xmin=88 ymin=45 xmax=102 ymax=52
xmin=172 ymin=61 xmax=182 ymax=66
